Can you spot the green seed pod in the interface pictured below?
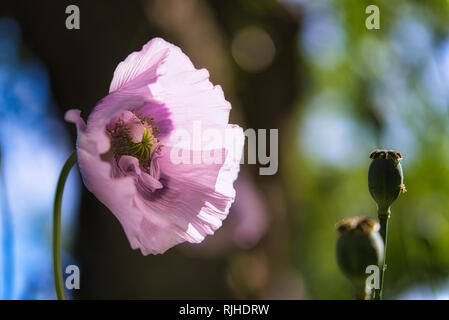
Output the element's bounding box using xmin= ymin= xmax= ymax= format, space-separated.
xmin=368 ymin=150 xmax=406 ymax=215
xmin=336 ymin=217 xmax=384 ymax=288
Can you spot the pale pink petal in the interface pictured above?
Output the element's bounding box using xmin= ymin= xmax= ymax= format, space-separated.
xmin=111 ymin=37 xmax=231 ymax=135
xmin=109 ymin=38 xmax=194 ymax=93
xmin=139 ymin=171 xmax=163 ymax=191
xmin=130 ymin=132 xmax=243 ymax=254
xmin=118 ymin=155 xmax=141 ymax=177
xmin=65 ymin=111 xmax=145 ymax=250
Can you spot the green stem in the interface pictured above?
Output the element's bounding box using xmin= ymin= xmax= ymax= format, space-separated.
xmin=375 ymin=207 xmax=390 ymax=300
xmin=53 ymin=151 xmax=77 ymax=300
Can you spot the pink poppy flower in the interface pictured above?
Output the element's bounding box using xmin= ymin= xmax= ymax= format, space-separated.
xmin=65 ymin=38 xmax=244 ymax=255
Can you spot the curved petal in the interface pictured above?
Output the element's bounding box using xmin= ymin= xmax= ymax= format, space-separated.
xmin=134 ymin=157 xmax=230 ymax=254
xmin=109 ymin=37 xmax=193 ymax=93
xmin=131 ymin=126 xmax=244 ymax=255
xmin=110 ymin=38 xmax=231 ymax=139
xmin=118 ymin=155 xmax=141 ymax=177
xmin=65 ymin=109 xmax=146 ymax=250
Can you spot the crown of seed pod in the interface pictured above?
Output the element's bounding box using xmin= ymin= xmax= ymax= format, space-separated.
xmin=336 ymin=217 xmax=384 ymax=287
xmin=368 ymin=150 xmax=406 ymax=215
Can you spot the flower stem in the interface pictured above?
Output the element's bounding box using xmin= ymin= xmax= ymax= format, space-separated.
xmin=53 ymin=151 xmax=77 ymax=300
xmin=375 ymin=208 xmax=390 ymax=300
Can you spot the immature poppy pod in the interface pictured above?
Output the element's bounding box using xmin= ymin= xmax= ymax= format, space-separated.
xmin=336 ymin=217 xmax=384 ymax=291
xmin=368 ymin=149 xmax=406 ymax=216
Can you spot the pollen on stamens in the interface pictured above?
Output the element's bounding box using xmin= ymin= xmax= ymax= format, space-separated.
xmin=108 ymin=112 xmax=161 ymax=163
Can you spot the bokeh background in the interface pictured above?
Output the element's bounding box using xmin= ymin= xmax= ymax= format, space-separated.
xmin=1 ymin=0 xmax=449 ymax=299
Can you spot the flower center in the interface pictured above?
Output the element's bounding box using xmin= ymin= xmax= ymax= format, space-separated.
xmin=126 ymin=128 xmax=153 ymax=161
xmin=108 ymin=111 xmax=160 ymax=164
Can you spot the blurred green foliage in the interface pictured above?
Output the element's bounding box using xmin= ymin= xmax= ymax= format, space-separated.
xmin=285 ymin=0 xmax=449 ymax=299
